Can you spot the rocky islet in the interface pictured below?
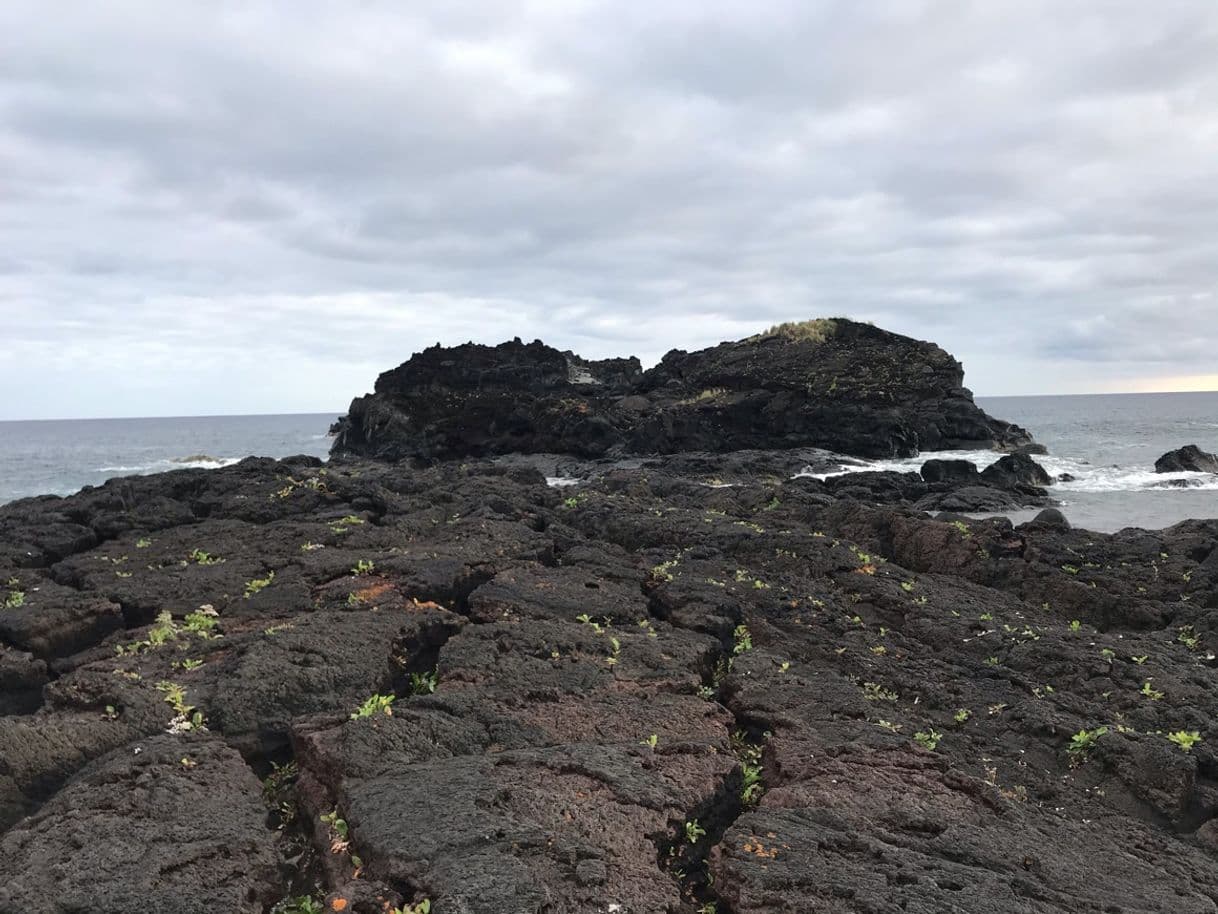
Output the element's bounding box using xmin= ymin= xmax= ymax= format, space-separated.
xmin=0 ymin=323 xmax=1216 ymax=913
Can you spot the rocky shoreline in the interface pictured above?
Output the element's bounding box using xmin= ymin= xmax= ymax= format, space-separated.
xmin=2 ymin=325 xmax=1217 ymax=913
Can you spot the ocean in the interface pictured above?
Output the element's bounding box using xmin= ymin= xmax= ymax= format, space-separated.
xmin=0 ymin=413 xmax=336 ymax=506
xmin=1 ymin=393 xmax=1216 ymax=532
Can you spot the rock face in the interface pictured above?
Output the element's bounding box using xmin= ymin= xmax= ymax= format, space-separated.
xmin=1156 ymin=444 xmax=1218 ymax=474
xmin=332 ymin=319 xmax=1035 ymax=462
xmin=2 ymin=449 xmax=1217 ymax=912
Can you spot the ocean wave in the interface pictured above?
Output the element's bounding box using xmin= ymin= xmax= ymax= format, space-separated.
xmin=95 ymin=457 xmax=243 ymax=474
xmin=794 ymin=449 xmax=1218 ymax=493
xmin=546 ymin=476 xmax=582 ymax=487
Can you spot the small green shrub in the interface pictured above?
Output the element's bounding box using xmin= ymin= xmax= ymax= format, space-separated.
xmin=184 ymin=608 xmax=219 ymax=638
xmin=1067 ymin=726 xmax=1107 ymax=762
xmin=244 ymin=571 xmax=275 ymax=597
xmin=188 ymin=548 xmax=224 ymax=565
xmin=351 ymin=693 xmax=395 ymax=720
xmin=862 ymin=681 xmax=898 ymax=702
xmin=1167 ymin=730 xmax=1202 ymax=752
xmin=410 ymin=670 xmax=438 ymax=695
xmin=913 ymin=730 xmax=942 ymax=751
xmin=328 ymin=515 xmax=365 ymax=534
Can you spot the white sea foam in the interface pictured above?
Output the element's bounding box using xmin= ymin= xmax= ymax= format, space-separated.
xmin=546 ymin=476 xmax=582 ymax=487
xmin=793 ymin=449 xmax=1218 ymax=493
xmin=96 ymin=457 xmax=243 ymax=474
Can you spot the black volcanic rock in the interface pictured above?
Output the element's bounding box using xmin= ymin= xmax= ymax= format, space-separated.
xmin=980 ymin=452 xmax=1053 ymax=489
xmin=331 ymin=319 xmax=1034 ymax=462
xmin=1155 ymin=444 xmax=1218 ymax=474
xmin=920 ymin=458 xmax=982 ymax=485
xmin=2 ymin=450 xmax=1218 ymax=911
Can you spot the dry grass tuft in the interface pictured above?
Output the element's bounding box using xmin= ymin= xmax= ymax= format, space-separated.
xmin=753 ymin=318 xmax=840 ymax=343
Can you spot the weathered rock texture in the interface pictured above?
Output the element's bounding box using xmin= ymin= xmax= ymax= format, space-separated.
xmin=1 ymin=447 xmax=1216 ymax=912
xmin=1157 ymin=444 xmax=1218 ymax=474
xmin=332 ymin=319 xmax=1034 ymax=462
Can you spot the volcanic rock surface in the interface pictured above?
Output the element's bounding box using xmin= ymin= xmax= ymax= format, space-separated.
xmin=331 ymin=319 xmax=1034 ymax=462
xmin=1 ymin=443 xmax=1216 ymax=912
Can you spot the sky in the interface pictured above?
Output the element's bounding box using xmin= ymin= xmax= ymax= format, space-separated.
xmin=2 ymin=1 xmax=1217 ymax=419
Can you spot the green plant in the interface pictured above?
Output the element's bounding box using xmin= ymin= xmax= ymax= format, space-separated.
xmin=184 ymin=608 xmax=219 ymax=638
xmin=320 ymin=808 xmax=349 ymax=842
xmin=1140 ymin=680 xmax=1164 ymax=701
xmin=351 ymin=693 xmax=395 ymax=720
xmin=862 ymin=681 xmax=898 ymax=702
xmin=328 ymin=515 xmax=365 ymax=534
xmin=732 ymin=624 xmax=753 ymax=655
xmin=737 ymin=738 xmax=766 ymax=805
xmin=684 ymin=819 xmax=706 ymax=843
xmin=651 ymin=556 xmax=680 ymax=582
xmin=410 ymin=670 xmax=438 ymax=695
xmin=642 ymin=733 xmax=659 ymax=749
xmin=393 ymin=901 xmax=432 ymax=914
xmin=1167 ymin=730 xmax=1202 ymax=752
xmin=272 ymin=896 xmax=324 ymax=914
xmin=575 ymin=613 xmax=606 ymax=634
xmin=244 ymin=571 xmax=275 ymax=597
xmin=3 ymin=589 xmax=24 ymax=609
xmin=953 ymin=709 xmax=971 ymax=724
xmin=900 ymin=581 xmax=914 ymax=592
xmin=1061 ymin=564 xmax=1079 ymax=575
xmin=913 ymin=730 xmax=942 ymax=751
xmin=352 ymin=559 xmax=375 ymax=575
xmin=173 ymin=658 xmax=204 ymax=671
xmin=1178 ymin=626 xmax=1201 ymax=650
xmin=263 ymin=760 xmax=299 ymax=827
xmin=698 ymin=904 xmax=718 ymax=914
xmin=135 ymin=537 xmax=152 ymax=548
xmin=562 ymin=496 xmax=580 ymax=509
xmin=155 ymin=680 xmax=207 ymax=733
xmin=950 ymin=520 xmax=971 ymax=537
xmin=1100 ymin=648 xmax=1116 ymax=662
xmin=188 ymin=548 xmax=224 ymax=565
xmin=1131 ymin=654 xmax=1149 ymax=664
xmin=1067 ymin=726 xmax=1107 ymax=762
xmin=1068 ymin=620 xmax=1081 ymax=632
xmin=606 ymin=635 xmax=622 ymax=666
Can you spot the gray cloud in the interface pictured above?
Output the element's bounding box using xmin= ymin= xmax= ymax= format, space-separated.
xmin=1 ymin=0 xmax=1216 ymax=418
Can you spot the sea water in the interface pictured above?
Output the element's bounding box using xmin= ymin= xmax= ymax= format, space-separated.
xmin=1 ymin=393 xmax=1216 ymax=533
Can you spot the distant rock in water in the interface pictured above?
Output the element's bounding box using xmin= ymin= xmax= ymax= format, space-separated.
xmin=331 ymin=319 xmax=1035 ymax=462
xmin=920 ymin=458 xmax=982 ymax=486
xmin=979 ymin=453 xmax=1053 ymax=489
xmin=1154 ymin=445 xmax=1218 ymax=474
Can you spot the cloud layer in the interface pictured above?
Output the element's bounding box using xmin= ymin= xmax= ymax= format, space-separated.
xmin=2 ymin=1 xmax=1216 ymax=417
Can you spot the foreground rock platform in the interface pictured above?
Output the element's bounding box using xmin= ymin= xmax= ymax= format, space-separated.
xmin=331 ymin=319 xmax=1034 ymax=462
xmin=1 ymin=449 xmax=1216 ymax=913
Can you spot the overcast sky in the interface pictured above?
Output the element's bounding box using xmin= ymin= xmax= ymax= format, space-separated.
xmin=2 ymin=1 xmax=1217 ymax=419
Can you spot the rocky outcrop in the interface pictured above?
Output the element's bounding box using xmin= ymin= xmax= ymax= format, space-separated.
xmin=1156 ymin=444 xmax=1218 ymax=474
xmin=331 ymin=319 xmax=1035 ymax=462
xmin=2 ymin=449 xmax=1216 ymax=911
